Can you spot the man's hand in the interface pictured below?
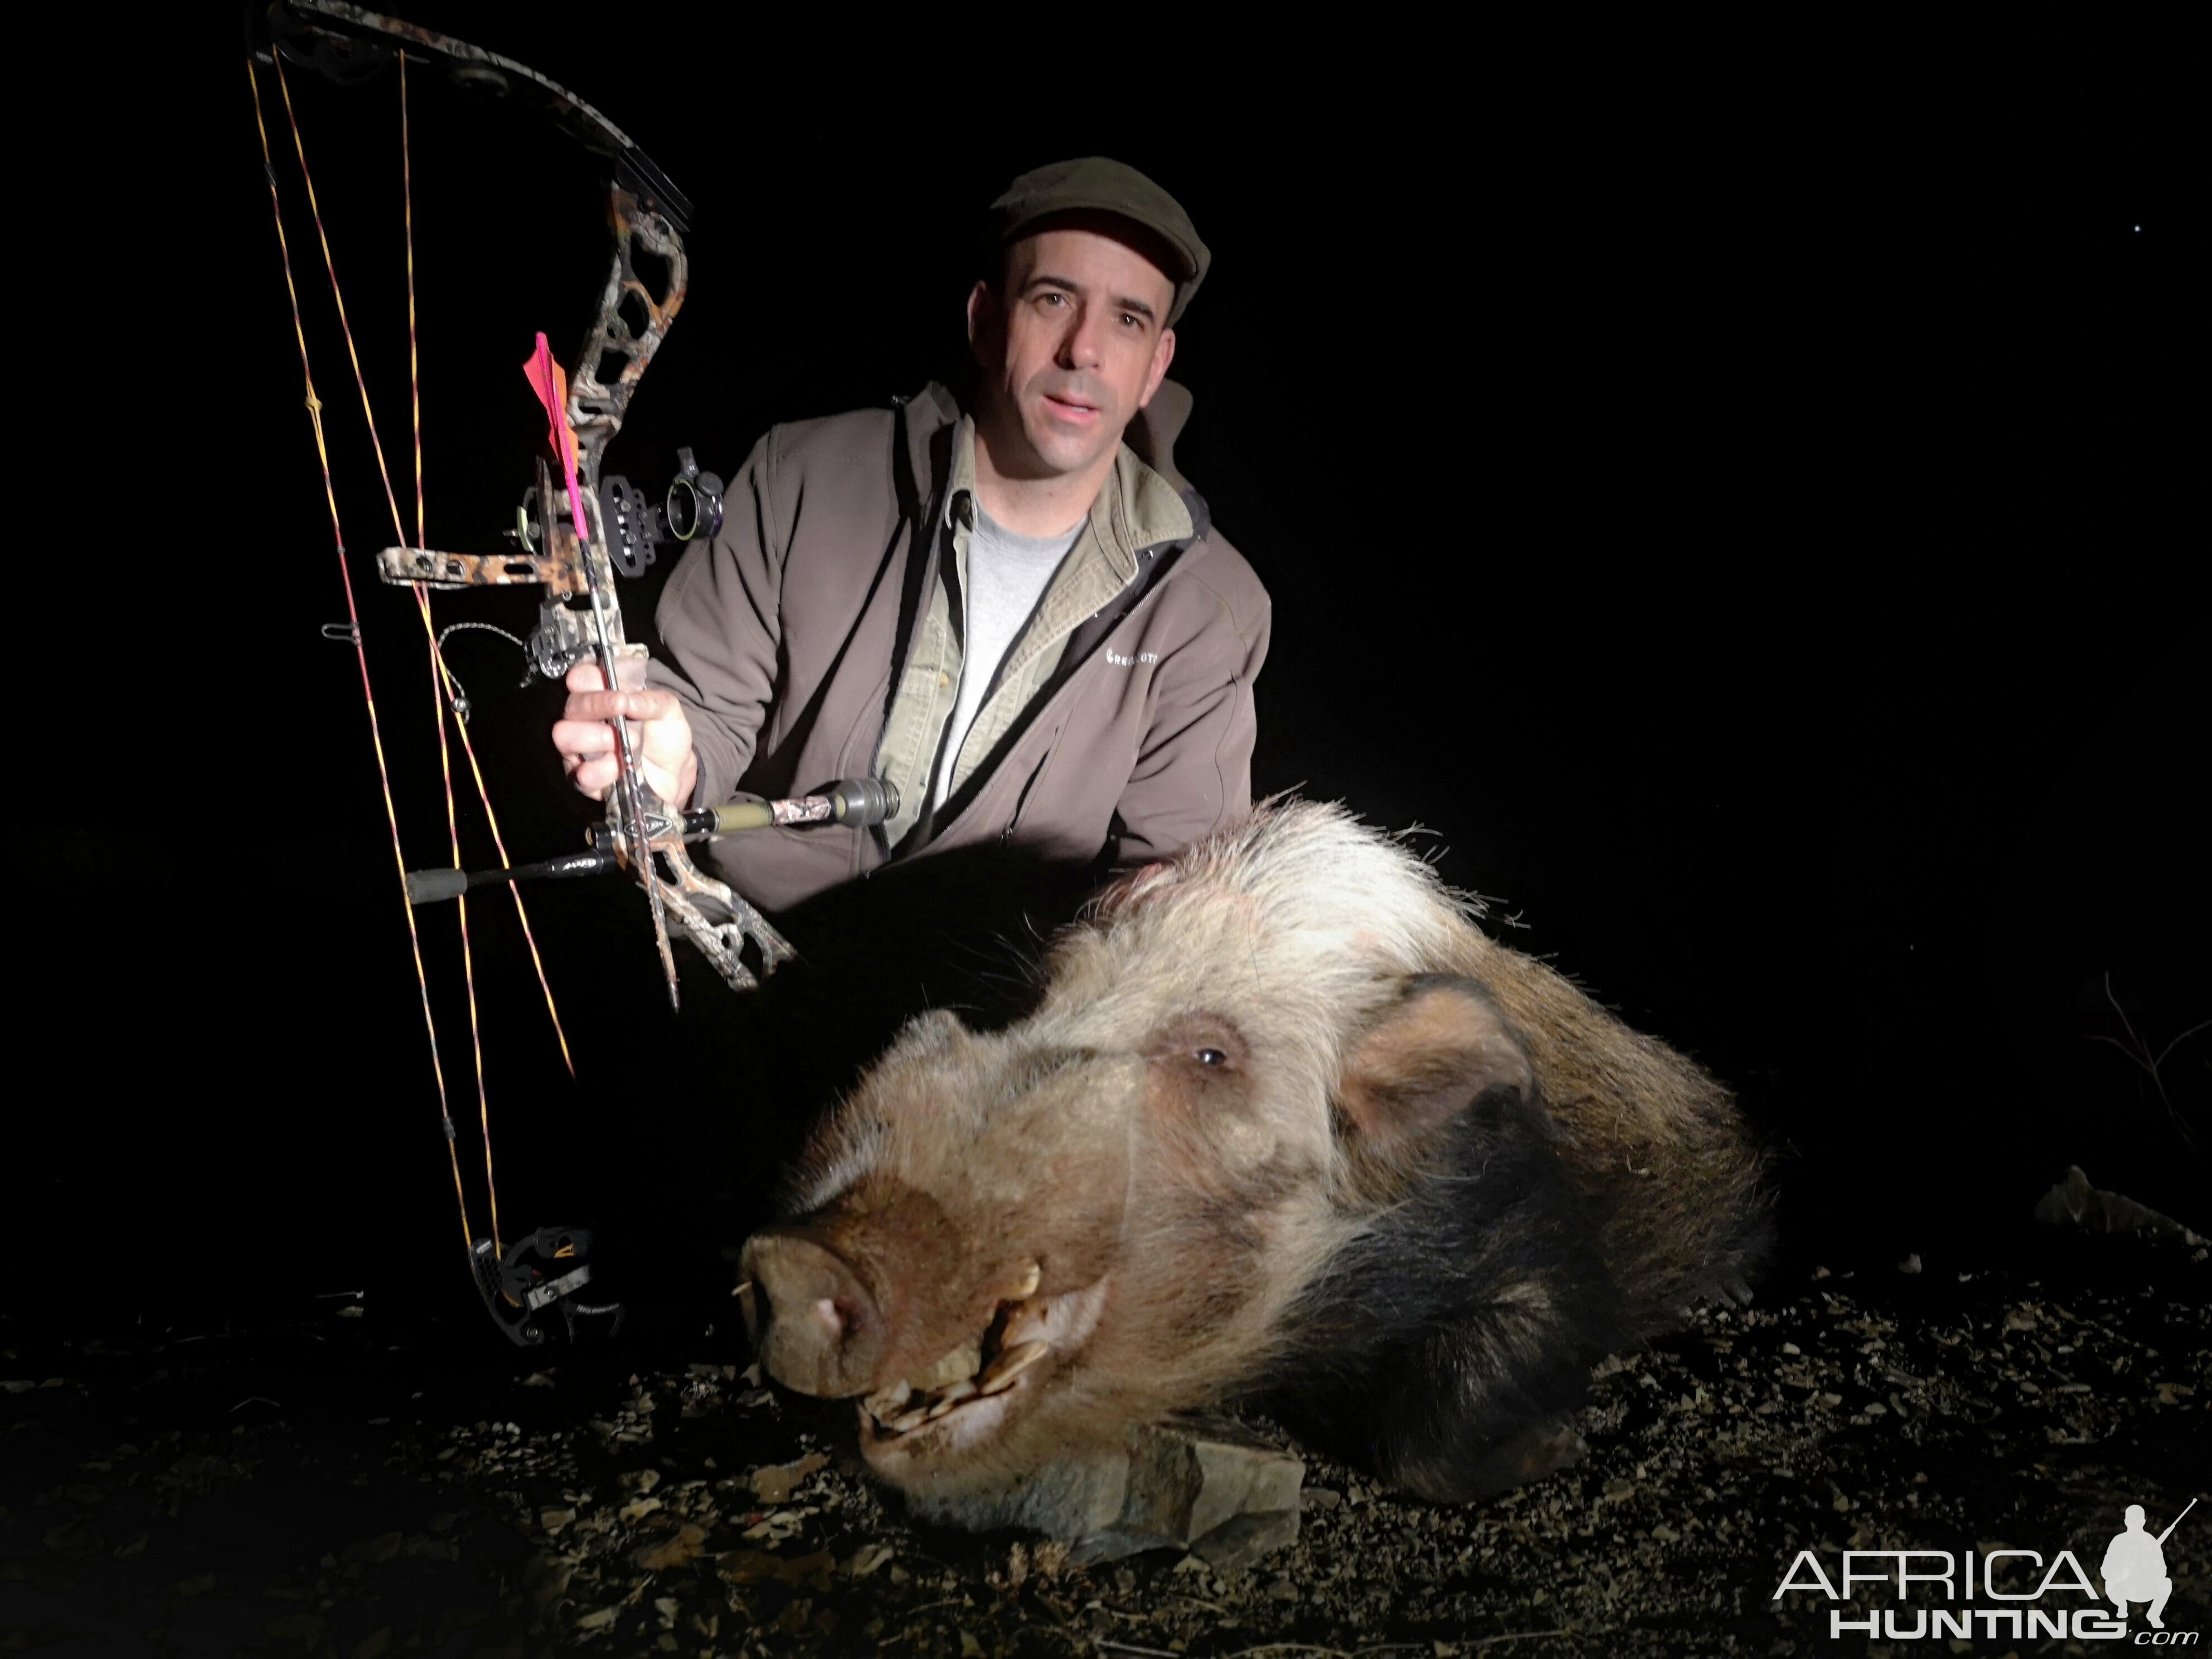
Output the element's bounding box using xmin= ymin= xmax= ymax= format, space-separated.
xmin=555 ymin=658 xmax=699 ymax=808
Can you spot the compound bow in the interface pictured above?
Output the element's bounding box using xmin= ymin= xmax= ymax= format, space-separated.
xmin=248 ymin=1 xmax=879 ymax=1342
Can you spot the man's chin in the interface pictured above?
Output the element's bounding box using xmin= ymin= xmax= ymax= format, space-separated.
xmin=1020 ymin=411 xmax=1118 ymax=477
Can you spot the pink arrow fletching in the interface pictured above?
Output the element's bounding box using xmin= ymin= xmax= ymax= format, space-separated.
xmin=522 ymin=332 xmax=590 ymax=541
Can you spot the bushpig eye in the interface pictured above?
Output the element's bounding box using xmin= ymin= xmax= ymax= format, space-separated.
xmin=1143 ymin=1014 xmax=1246 ymax=1075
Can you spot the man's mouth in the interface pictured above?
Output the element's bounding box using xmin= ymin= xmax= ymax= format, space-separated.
xmin=1041 ymin=392 xmax=1100 ymax=420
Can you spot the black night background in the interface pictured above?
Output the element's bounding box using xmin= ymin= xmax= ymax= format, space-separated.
xmin=10 ymin=8 xmax=2201 ymax=1652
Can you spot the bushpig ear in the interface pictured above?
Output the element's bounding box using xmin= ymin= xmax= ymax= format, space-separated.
xmin=1337 ymin=976 xmax=1535 ymax=1158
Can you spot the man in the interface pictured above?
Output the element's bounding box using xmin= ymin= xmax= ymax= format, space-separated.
xmin=2101 ymin=1503 xmax=2175 ymax=1628
xmin=554 ymin=158 xmax=1269 ymax=913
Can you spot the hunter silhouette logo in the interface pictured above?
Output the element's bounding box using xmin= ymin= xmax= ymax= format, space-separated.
xmin=1774 ymin=1495 xmax=2200 ymax=1643
xmin=2106 ymin=1499 xmax=2194 ymax=1631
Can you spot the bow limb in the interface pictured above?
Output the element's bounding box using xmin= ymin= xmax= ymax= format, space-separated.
xmin=263 ymin=2 xmax=795 ymax=1000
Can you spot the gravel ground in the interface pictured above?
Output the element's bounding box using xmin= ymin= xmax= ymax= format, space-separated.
xmin=4 ymin=1204 xmax=2205 ymax=1657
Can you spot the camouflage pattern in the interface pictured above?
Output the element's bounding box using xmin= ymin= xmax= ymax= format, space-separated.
xmin=299 ymin=0 xmax=792 ymax=998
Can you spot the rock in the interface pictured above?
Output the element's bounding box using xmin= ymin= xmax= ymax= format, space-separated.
xmin=1068 ymin=1419 xmax=1304 ymax=1568
xmin=632 ymin=1522 xmax=707 ymax=1571
xmin=1195 ymin=1511 xmax=1302 ymax=1572
xmin=748 ymin=1452 xmax=828 ymax=1505
xmin=2035 ymin=1166 xmax=2205 ymax=1243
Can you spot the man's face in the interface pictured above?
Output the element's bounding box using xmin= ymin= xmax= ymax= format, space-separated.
xmin=969 ymin=227 xmax=1177 ymax=480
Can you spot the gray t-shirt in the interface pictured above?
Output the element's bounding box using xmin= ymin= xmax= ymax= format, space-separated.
xmin=932 ymin=506 xmax=1082 ymax=810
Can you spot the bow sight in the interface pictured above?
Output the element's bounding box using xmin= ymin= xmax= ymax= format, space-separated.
xmin=513 ymin=447 xmax=725 ymax=581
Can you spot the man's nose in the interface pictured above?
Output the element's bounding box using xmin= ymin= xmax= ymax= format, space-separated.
xmin=1055 ymin=306 xmax=1104 ymax=371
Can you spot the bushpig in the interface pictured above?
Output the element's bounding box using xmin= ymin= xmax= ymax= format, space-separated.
xmin=740 ymin=802 xmax=1767 ymax=1540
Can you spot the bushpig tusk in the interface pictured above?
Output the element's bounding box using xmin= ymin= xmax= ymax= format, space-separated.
xmin=924 ymin=1379 xmax=978 ymax=1419
xmin=884 ymin=1404 xmax=932 ymax=1434
xmin=977 ymin=1340 xmax=1049 ymax=1394
xmin=865 ymin=1381 xmax=913 ymax=1419
xmin=1013 ymin=1262 xmax=1041 ymax=1299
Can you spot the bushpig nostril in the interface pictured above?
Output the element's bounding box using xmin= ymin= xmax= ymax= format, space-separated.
xmin=740 ymin=1231 xmax=885 ymax=1398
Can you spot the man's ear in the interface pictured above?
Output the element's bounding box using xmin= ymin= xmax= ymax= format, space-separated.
xmin=1138 ymin=326 xmax=1176 ymax=409
xmin=966 ymin=280 xmax=998 ymax=362
xmin=1337 ymin=976 xmax=1535 ymax=1162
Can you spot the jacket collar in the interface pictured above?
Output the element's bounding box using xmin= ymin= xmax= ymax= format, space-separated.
xmin=926 ymin=401 xmax=1195 ymax=576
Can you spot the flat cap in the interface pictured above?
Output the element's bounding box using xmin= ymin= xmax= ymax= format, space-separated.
xmin=990 ymin=157 xmax=1210 ymax=326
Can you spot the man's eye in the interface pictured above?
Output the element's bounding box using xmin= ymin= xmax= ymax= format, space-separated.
xmin=1119 ymin=313 xmax=1143 ymax=329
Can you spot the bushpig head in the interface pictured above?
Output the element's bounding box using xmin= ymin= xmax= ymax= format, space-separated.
xmin=740 ymin=802 xmax=1766 ymax=1522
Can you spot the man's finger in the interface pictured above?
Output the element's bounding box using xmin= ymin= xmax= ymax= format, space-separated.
xmin=571 ymin=754 xmax=616 ymax=802
xmin=552 ymin=716 xmax=619 ymax=758
xmin=565 ymin=659 xmax=609 ymax=693
xmin=562 ymin=687 xmax=680 ymax=725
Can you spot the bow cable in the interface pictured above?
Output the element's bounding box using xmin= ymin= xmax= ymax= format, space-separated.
xmin=400 ymin=50 xmax=503 ymax=1255
xmin=247 ymin=52 xmax=472 ymax=1254
xmin=339 ymin=50 xmax=572 ymax=1100
xmin=258 ymin=48 xmax=580 ymax=1262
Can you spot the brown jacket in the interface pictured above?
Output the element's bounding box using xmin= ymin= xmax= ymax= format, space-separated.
xmin=648 ymin=381 xmax=1270 ymax=913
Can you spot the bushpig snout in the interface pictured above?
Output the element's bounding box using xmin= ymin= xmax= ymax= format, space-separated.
xmin=746 ymin=1036 xmax=1147 ymax=1414
xmin=740 ymin=1232 xmax=884 ymax=1398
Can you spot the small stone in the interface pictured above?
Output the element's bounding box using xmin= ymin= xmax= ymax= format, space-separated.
xmin=632 ymin=1523 xmax=707 ymax=1571
xmin=842 ymin=1542 xmax=894 ymax=1580
xmin=748 ymin=1452 xmax=828 ymax=1505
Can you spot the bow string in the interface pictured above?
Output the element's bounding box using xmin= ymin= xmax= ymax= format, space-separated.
xmin=246 ymin=1 xmax=799 ymax=1313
